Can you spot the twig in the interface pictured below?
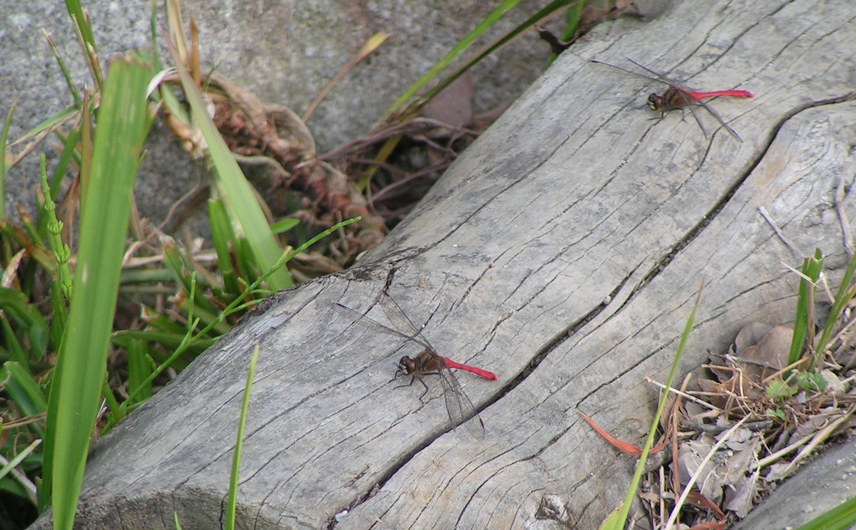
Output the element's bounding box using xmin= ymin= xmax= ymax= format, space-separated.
xmin=645 ymin=377 xmax=723 ymax=412
xmin=681 ymin=419 xmax=771 ymax=434
xmin=671 ymin=374 xmax=692 ymax=508
xmin=752 ymin=429 xmax=816 ymax=470
xmin=772 ymin=406 xmax=855 ymax=477
xmin=759 ymin=206 xmax=803 ymax=257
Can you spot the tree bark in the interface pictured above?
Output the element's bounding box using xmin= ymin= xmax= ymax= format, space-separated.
xmin=35 ymin=0 xmax=856 ymax=528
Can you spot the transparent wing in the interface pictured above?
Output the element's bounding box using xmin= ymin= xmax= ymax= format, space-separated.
xmin=624 ymin=58 xmax=742 ymax=142
xmin=690 ymin=97 xmax=742 ymax=142
xmin=684 ymin=102 xmax=708 ymax=138
xmin=438 ymin=362 xmax=486 ymax=440
xmin=339 ymin=290 xmax=486 ymax=439
xmin=377 ymin=289 xmax=436 ymax=350
xmin=625 ymin=57 xmax=683 ymax=86
xmin=334 ymin=300 xmax=431 ymax=350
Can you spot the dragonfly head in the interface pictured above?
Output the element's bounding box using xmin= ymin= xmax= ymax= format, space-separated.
xmin=647 ymin=93 xmax=664 ymax=111
xmin=396 ymin=355 xmax=418 ymax=376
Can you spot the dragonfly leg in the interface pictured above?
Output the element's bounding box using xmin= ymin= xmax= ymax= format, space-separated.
xmin=646 ymin=111 xmax=666 ymax=125
xmin=393 ymin=375 xmax=431 ymax=401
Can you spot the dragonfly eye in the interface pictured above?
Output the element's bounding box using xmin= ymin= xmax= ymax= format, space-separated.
xmin=397 ymin=355 xmax=417 ymax=375
xmin=647 ymin=93 xmax=662 ymax=111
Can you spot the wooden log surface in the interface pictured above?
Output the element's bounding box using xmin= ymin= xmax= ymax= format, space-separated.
xmin=36 ymin=0 xmax=856 ymax=528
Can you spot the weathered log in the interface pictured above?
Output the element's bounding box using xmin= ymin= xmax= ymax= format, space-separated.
xmin=35 ymin=0 xmax=856 ymax=527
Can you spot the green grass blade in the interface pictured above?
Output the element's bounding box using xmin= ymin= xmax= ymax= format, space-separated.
xmin=0 ymin=362 xmax=47 ymax=439
xmin=16 ymin=106 xmax=77 ymax=146
xmin=122 ymin=216 xmax=359 ymax=407
xmin=49 ymin=128 xmax=81 ymax=214
xmin=112 ymin=330 xmax=215 ymax=355
xmin=390 ymin=0 xmax=574 ymax=120
xmin=0 ymin=287 xmax=50 ymax=360
xmin=45 ymin=53 xmax=153 ymax=529
xmin=63 ymin=1 xmax=95 ymax=59
xmin=0 ymin=439 xmax=42 ymax=488
xmin=126 ymin=339 xmax=153 ymax=405
xmin=0 ymin=313 xmax=29 ymax=367
xmin=0 ymin=101 xmax=15 ymax=221
xmin=164 ymin=34 xmax=293 ymax=291
xmin=607 ymin=280 xmax=705 ymax=529
xmin=384 ymin=0 xmax=523 ymax=119
xmin=64 ymin=0 xmax=102 ymax=90
xmin=270 ymin=217 xmax=300 ymax=235
xmin=546 ymin=0 xmax=585 ymax=65
xmin=788 ymin=249 xmax=823 ymax=367
xmin=561 ymin=0 xmax=585 ymax=41
xmin=794 ymin=493 xmax=856 ymax=530
xmin=208 ymin=198 xmax=240 ymax=295
xmin=44 ymin=31 xmax=82 ymax=109
xmin=0 ymin=440 xmax=41 ymax=480
xmin=814 ymin=249 xmax=856 ymax=370
xmin=224 ymin=344 xmax=259 ymax=530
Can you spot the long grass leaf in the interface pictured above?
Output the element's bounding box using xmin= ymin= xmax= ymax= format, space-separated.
xmin=814 ymin=249 xmax=856 ymax=369
xmin=63 ymin=1 xmax=96 ymax=60
xmin=390 ymin=0 xmax=574 ymax=120
xmin=384 ymin=0 xmax=524 ymax=119
xmin=609 ymin=280 xmax=705 ymax=529
xmin=46 ymin=53 xmax=153 ymax=529
xmin=126 ymin=339 xmax=153 ymax=405
xmin=122 ymin=217 xmax=359 ymax=407
xmin=43 ymin=30 xmax=82 ymax=108
xmin=208 ymin=198 xmax=240 ymax=295
xmin=794 ymin=493 xmax=856 ymax=530
xmin=788 ymin=250 xmax=823 ymax=367
xmin=0 ymin=362 xmax=47 ymax=440
xmin=0 ymin=101 xmax=16 ymax=221
xmin=164 ymin=33 xmax=293 ymax=291
xmin=224 ymin=344 xmax=259 ymax=530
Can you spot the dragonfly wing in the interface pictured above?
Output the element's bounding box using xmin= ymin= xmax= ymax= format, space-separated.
xmin=378 ymin=290 xmax=436 ymax=348
xmin=685 ymin=103 xmax=709 ymax=138
xmin=625 ymin=57 xmax=683 ymax=87
xmin=693 ymin=97 xmax=743 ymax=142
xmin=334 ymin=302 xmax=431 ymax=349
xmin=438 ymin=362 xmax=485 ymax=440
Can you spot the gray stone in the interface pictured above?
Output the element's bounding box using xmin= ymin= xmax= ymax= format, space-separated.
xmin=1 ymin=0 xmax=547 ymax=224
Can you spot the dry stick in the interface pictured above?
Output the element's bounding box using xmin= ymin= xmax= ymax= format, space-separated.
xmin=681 ymin=419 xmax=772 ymax=434
xmin=646 ymin=377 xmax=723 ymax=412
xmin=830 ymin=314 xmax=856 ymax=363
xmin=302 ymin=32 xmax=390 ymax=122
xmin=664 ymin=416 xmax=750 ymax=530
xmin=759 ymin=355 xmax=813 ymax=385
xmin=759 ymin=206 xmax=804 ymax=257
xmin=670 ymin=374 xmax=693 ymax=515
xmin=754 ymin=405 xmax=856 ymax=473
xmin=753 ymin=429 xmax=823 ymax=470
xmin=317 ymin=118 xmax=474 ymax=161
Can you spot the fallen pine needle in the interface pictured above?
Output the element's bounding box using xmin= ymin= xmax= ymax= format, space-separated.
xmin=577 ymin=410 xmax=668 ymax=456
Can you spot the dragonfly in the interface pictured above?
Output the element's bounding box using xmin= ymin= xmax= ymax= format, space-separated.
xmin=336 ymin=290 xmax=498 ymax=439
xmin=591 ymin=58 xmax=754 ymax=142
